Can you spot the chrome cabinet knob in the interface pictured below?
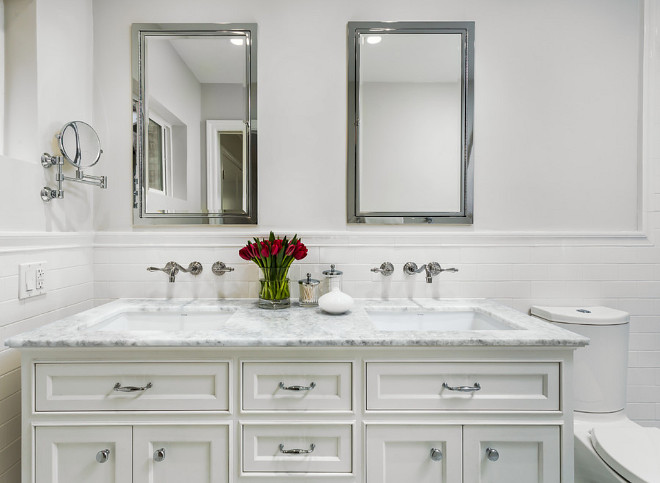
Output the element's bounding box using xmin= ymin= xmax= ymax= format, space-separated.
xmin=430 ymin=448 xmax=443 ymax=461
xmin=153 ymin=448 xmax=166 ymax=462
xmin=486 ymin=447 xmax=499 ymax=462
xmin=96 ymin=449 xmax=110 ymax=463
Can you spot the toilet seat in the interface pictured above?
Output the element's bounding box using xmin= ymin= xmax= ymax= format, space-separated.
xmin=590 ymin=423 xmax=660 ymax=483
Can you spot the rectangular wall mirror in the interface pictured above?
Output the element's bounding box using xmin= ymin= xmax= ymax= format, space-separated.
xmin=132 ymin=23 xmax=257 ymax=225
xmin=347 ymin=21 xmax=474 ymax=224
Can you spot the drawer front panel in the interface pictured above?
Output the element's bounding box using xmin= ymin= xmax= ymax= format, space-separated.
xmin=35 ymin=362 xmax=229 ymax=412
xmin=242 ymin=362 xmax=352 ymax=411
xmin=242 ymin=423 xmax=352 ymax=473
xmin=366 ymin=362 xmax=559 ymax=411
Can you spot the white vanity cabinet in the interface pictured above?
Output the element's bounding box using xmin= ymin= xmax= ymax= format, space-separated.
xmin=19 ymin=346 xmax=575 ymax=483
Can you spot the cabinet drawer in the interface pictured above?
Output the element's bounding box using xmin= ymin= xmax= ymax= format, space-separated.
xmin=242 ymin=362 xmax=352 ymax=411
xmin=366 ymin=362 xmax=559 ymax=411
xmin=35 ymin=362 xmax=229 ymax=412
xmin=242 ymin=423 xmax=352 ymax=473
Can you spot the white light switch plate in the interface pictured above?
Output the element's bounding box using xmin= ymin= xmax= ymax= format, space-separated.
xmin=19 ymin=262 xmax=47 ymax=299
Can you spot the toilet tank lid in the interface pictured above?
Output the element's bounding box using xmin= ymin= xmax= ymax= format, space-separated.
xmin=530 ymin=306 xmax=629 ymax=325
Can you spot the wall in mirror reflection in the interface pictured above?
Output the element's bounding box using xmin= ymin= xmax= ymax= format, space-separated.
xmin=144 ymin=35 xmax=246 ymax=215
xmin=358 ymin=33 xmax=463 ymax=214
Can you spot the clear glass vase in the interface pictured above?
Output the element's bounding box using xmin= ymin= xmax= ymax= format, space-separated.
xmin=258 ymin=271 xmax=290 ymax=309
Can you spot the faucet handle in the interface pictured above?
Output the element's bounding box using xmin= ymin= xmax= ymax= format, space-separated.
xmin=428 ymin=262 xmax=458 ymax=276
xmin=371 ymin=262 xmax=394 ymax=276
xmin=178 ymin=261 xmax=203 ymax=275
xmin=403 ymin=262 xmax=425 ymax=275
xmin=212 ymin=261 xmax=235 ymax=276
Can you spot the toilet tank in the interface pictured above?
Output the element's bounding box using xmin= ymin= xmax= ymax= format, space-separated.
xmin=531 ymin=306 xmax=629 ymax=413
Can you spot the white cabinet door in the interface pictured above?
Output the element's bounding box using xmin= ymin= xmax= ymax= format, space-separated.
xmin=366 ymin=424 xmax=462 ymax=483
xmin=133 ymin=425 xmax=229 ymax=483
xmin=35 ymin=426 xmax=132 ymax=483
xmin=463 ymin=426 xmax=560 ymax=483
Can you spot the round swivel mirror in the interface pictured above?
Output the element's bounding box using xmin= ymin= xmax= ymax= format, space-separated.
xmin=57 ymin=121 xmax=103 ymax=169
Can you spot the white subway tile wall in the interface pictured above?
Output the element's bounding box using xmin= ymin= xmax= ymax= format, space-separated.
xmin=0 ymin=237 xmax=95 ymax=481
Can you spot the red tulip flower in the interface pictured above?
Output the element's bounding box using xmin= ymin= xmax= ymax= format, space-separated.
xmin=293 ymin=241 xmax=308 ymax=260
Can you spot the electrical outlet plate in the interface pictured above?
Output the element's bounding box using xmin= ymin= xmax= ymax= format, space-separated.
xmin=19 ymin=262 xmax=47 ymax=299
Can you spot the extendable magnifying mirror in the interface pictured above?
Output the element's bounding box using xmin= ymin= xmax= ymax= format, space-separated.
xmin=40 ymin=121 xmax=108 ymax=202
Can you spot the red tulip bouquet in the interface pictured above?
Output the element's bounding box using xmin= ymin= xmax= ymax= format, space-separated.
xmin=239 ymin=232 xmax=308 ymax=308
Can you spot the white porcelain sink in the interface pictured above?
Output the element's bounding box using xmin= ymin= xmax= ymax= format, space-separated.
xmin=367 ymin=309 xmax=517 ymax=332
xmin=92 ymin=310 xmax=236 ymax=332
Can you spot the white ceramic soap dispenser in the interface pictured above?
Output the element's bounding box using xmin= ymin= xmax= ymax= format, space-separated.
xmin=318 ymin=264 xmax=354 ymax=314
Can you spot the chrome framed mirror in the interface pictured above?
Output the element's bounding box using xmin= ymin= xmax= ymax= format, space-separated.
xmin=132 ymin=23 xmax=257 ymax=225
xmin=347 ymin=21 xmax=474 ymax=224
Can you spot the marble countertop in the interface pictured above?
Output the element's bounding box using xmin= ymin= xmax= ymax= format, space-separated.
xmin=5 ymin=298 xmax=588 ymax=348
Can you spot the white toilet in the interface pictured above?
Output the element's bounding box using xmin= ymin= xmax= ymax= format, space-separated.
xmin=531 ymin=306 xmax=660 ymax=483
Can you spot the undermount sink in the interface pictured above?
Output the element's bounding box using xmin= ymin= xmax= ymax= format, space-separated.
xmin=367 ymin=309 xmax=518 ymax=332
xmin=92 ymin=310 xmax=236 ymax=332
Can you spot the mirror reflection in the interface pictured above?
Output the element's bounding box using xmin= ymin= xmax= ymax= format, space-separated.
xmin=133 ymin=24 xmax=257 ymax=225
xmin=348 ymin=22 xmax=474 ymax=224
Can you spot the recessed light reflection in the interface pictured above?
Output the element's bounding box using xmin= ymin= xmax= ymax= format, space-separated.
xmin=366 ymin=36 xmax=382 ymax=45
xmin=230 ymin=38 xmax=244 ymax=46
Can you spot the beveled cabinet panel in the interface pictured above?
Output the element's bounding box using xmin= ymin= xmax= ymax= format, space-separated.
xmin=242 ymin=361 xmax=352 ymax=411
xmin=35 ymin=426 xmax=132 ymax=483
xmin=35 ymin=362 xmax=230 ymax=411
xmin=463 ymin=425 xmax=560 ymax=483
xmin=366 ymin=362 xmax=559 ymax=411
xmin=242 ymin=423 xmax=353 ymax=473
xmin=366 ymin=424 xmax=462 ymax=483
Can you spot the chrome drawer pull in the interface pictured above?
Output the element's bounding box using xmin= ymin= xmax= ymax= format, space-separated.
xmin=430 ymin=448 xmax=443 ymax=461
xmin=486 ymin=447 xmax=499 ymax=461
xmin=278 ymin=382 xmax=316 ymax=391
xmin=113 ymin=382 xmax=153 ymax=392
xmin=96 ymin=449 xmax=110 ymax=463
xmin=153 ymin=448 xmax=166 ymax=462
xmin=279 ymin=443 xmax=316 ymax=454
xmin=442 ymin=382 xmax=481 ymax=392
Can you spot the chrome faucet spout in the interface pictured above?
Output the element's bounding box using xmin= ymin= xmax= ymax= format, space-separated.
xmin=147 ymin=261 xmax=180 ymax=282
xmin=425 ymin=265 xmax=433 ymax=283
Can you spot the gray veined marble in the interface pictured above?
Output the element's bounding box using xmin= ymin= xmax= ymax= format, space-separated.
xmin=5 ymin=298 xmax=588 ymax=348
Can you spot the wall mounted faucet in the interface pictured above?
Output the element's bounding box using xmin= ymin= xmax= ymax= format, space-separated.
xmin=403 ymin=262 xmax=458 ymax=283
xmin=147 ymin=261 xmax=202 ymax=283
